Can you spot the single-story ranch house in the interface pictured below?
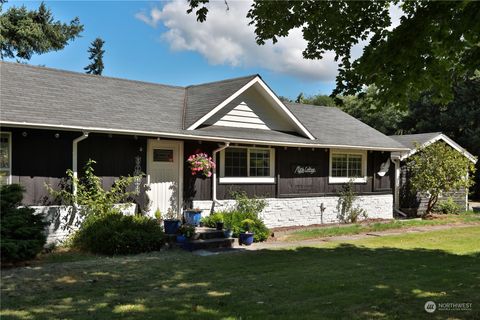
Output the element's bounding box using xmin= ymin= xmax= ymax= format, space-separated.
xmin=0 ymin=62 xmax=476 ymax=237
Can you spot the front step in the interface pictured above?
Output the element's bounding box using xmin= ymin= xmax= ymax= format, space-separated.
xmin=182 ymin=237 xmax=235 ymax=251
xmin=194 ymin=227 xmax=225 ymax=240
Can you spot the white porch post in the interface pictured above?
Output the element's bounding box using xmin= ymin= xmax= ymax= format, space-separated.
xmin=72 ymin=132 xmax=89 ymax=196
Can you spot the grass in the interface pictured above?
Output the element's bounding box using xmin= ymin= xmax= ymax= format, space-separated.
xmin=283 ymin=212 xmax=480 ymax=241
xmin=1 ymin=226 xmax=480 ymax=319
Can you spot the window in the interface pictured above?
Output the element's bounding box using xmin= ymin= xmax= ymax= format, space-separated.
xmin=0 ymin=132 xmax=12 ymax=185
xmin=220 ymin=147 xmax=275 ymax=183
xmin=329 ymin=149 xmax=367 ymax=183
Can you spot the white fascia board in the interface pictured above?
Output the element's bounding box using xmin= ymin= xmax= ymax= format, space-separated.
xmin=0 ymin=120 xmax=410 ymax=151
xmin=400 ymin=134 xmax=477 ymax=163
xmin=187 ymin=77 xmax=259 ymax=130
xmin=186 ymin=76 xmax=316 ymax=140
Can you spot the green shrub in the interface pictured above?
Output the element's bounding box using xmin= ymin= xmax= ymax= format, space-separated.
xmin=1 ymin=184 xmax=47 ymax=262
xmin=231 ymin=190 xmax=267 ymax=215
xmin=434 ymin=198 xmax=461 ymax=214
xmin=71 ymin=212 xmax=164 ymax=255
xmin=223 ymin=210 xmax=270 ymax=242
xmin=201 ymin=211 xmax=225 ymax=227
xmin=337 ymin=180 xmax=367 ymax=223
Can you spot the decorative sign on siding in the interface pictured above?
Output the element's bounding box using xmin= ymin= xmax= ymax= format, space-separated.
xmin=292 ymin=164 xmax=319 ymax=176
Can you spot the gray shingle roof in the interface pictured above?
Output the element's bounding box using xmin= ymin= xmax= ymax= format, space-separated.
xmin=389 ymin=133 xmax=442 ymax=150
xmin=0 ymin=62 xmax=407 ymax=150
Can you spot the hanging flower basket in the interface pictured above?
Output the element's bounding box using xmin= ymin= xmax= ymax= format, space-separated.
xmin=187 ymin=152 xmax=216 ymax=178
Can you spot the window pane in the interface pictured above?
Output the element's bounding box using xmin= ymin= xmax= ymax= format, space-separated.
xmin=331 ymin=154 xmax=347 ymax=177
xmin=249 ymin=149 xmax=270 ymax=177
xmin=348 ymin=155 xmax=362 ymax=177
xmin=0 ymin=133 xmax=10 ymax=170
xmin=225 ymin=148 xmax=247 ymax=177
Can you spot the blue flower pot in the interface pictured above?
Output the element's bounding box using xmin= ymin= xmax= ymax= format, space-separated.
xmin=239 ymin=233 xmax=254 ymax=246
xmin=164 ymin=219 xmax=181 ymax=234
xmin=176 ymin=235 xmax=186 ymax=243
xmin=184 ymin=211 xmax=202 ymax=226
xmin=224 ymin=229 xmax=233 ymax=238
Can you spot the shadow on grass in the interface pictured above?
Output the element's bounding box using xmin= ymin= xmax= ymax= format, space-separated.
xmin=1 ymin=245 xmax=479 ymax=320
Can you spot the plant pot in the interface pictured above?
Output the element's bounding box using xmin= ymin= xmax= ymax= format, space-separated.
xmin=239 ymin=233 xmax=254 ymax=246
xmin=164 ymin=219 xmax=181 ymax=234
xmin=184 ymin=211 xmax=202 ymax=226
xmin=224 ymin=229 xmax=233 ymax=238
xmin=216 ymin=222 xmax=224 ymax=230
xmin=176 ymin=235 xmax=186 ymax=243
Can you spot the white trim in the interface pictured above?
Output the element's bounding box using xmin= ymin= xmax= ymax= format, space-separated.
xmin=399 ymin=134 xmax=477 ymax=163
xmin=0 ymin=131 xmax=12 ymax=184
xmin=328 ymin=149 xmax=367 ymax=184
xmin=219 ymin=177 xmax=275 ymax=184
xmin=186 ymin=76 xmax=316 ymax=140
xmin=0 ymin=121 xmax=410 ymax=151
xmin=219 ymin=146 xmax=275 ymax=184
xmin=72 ymin=132 xmax=89 ymax=196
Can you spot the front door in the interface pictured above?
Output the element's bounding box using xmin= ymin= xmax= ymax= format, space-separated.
xmin=146 ymin=139 xmax=183 ymax=217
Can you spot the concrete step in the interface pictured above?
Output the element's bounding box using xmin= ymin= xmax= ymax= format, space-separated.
xmin=195 ymin=227 xmax=225 ymax=240
xmin=182 ymin=237 xmax=235 ymax=251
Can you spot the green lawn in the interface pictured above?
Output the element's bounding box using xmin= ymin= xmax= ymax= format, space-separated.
xmin=283 ymin=213 xmax=480 ymax=241
xmin=2 ymin=226 xmax=480 ymax=320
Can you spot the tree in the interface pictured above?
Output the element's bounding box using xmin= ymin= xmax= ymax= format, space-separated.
xmin=187 ymin=1 xmax=480 ymax=106
xmin=407 ymin=142 xmax=476 ymax=217
xmin=84 ymin=37 xmax=105 ymax=75
xmin=301 ymin=94 xmax=336 ymax=108
xmin=0 ymin=2 xmax=83 ymax=60
xmin=295 ymin=92 xmax=304 ymax=103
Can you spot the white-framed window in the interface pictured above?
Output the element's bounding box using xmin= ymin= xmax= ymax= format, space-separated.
xmin=220 ymin=146 xmax=275 ymax=183
xmin=329 ymin=149 xmax=367 ymax=183
xmin=0 ymin=132 xmax=12 ymax=185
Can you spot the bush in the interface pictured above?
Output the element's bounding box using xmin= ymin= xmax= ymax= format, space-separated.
xmin=434 ymin=198 xmax=461 ymax=214
xmin=223 ymin=210 xmax=270 ymax=242
xmin=71 ymin=212 xmax=164 ymax=255
xmin=1 ymin=184 xmax=47 ymax=262
xmin=337 ymin=181 xmax=367 ymax=223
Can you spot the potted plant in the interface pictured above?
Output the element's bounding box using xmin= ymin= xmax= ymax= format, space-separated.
xmin=163 ymin=208 xmax=181 ymax=234
xmin=187 ymin=152 xmax=216 ymax=178
xmin=223 ymin=220 xmax=233 ymax=238
xmin=239 ymin=219 xmax=255 ymax=246
xmin=177 ymin=224 xmax=195 ymax=243
xmin=216 ymin=217 xmax=224 ymax=231
xmin=154 ymin=208 xmax=162 ymax=224
xmin=184 ymin=207 xmax=202 ymax=226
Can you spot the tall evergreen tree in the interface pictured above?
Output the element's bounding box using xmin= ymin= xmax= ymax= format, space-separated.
xmin=0 ymin=2 xmax=83 ymax=60
xmin=84 ymin=37 xmax=105 ymax=75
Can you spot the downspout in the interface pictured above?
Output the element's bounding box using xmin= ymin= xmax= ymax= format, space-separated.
xmin=391 ymin=155 xmax=407 ymax=218
xmin=72 ymin=132 xmax=89 ymax=196
xmin=212 ymin=142 xmax=230 ymax=208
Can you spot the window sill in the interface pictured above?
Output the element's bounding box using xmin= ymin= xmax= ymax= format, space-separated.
xmin=219 ymin=177 xmax=275 ymax=184
xmin=329 ymin=177 xmax=367 ymax=184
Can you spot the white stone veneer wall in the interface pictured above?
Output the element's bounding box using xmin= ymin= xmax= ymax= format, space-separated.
xmin=193 ymin=194 xmax=393 ymax=228
xmin=32 ymin=203 xmax=137 ymax=245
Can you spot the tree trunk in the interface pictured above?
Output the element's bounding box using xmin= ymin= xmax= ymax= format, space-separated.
xmin=424 ymin=194 xmax=438 ymax=217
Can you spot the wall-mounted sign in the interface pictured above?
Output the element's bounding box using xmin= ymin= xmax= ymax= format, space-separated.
xmin=292 ymin=164 xmax=319 ymax=176
xmin=153 ymin=149 xmax=173 ymax=162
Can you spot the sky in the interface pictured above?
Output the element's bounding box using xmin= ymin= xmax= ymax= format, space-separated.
xmin=2 ymin=1 xmax=391 ymax=99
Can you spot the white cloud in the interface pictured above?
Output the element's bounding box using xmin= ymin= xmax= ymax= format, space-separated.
xmin=135 ymin=0 xmax=338 ymax=82
xmin=135 ymin=1 xmax=404 ymax=82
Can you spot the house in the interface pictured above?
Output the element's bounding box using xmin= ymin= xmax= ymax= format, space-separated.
xmin=1 ymin=61 xmax=411 ymax=234
xmin=390 ymin=133 xmax=477 ymax=215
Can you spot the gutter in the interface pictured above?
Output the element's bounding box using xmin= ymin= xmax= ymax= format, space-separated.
xmin=212 ymin=142 xmax=230 ymax=207
xmin=0 ymin=121 xmax=410 ymax=152
xmin=391 ymin=155 xmax=407 ymax=218
xmin=72 ymin=132 xmax=89 ymax=196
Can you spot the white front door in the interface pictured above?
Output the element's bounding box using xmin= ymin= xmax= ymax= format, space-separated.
xmin=146 ymin=139 xmax=183 ymax=217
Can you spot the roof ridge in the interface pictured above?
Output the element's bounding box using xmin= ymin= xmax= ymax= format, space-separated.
xmin=186 ymin=74 xmax=259 ymax=88
xmin=0 ymin=61 xmax=185 ymax=90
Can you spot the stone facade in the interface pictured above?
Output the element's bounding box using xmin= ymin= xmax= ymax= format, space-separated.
xmin=193 ymin=194 xmax=393 ymax=228
xmin=32 ymin=203 xmax=137 ymax=245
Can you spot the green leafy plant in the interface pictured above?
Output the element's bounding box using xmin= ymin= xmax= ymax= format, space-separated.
xmin=47 ymin=159 xmax=139 ymax=218
xmin=337 ymin=180 xmax=368 ymax=224
xmin=222 ymin=210 xmax=270 ymax=242
xmin=408 ymin=142 xmax=476 ymax=217
xmin=71 ymin=212 xmax=164 ymax=255
xmin=1 ymin=184 xmax=47 ymax=263
xmin=241 ymin=219 xmax=255 ymax=233
xmin=231 ymin=190 xmax=267 ymax=216
xmin=163 ymin=208 xmax=179 ymax=220
xmin=154 ymin=208 xmax=162 ymax=221
xmin=201 ymin=212 xmax=225 ymax=228
xmin=179 ymin=224 xmax=196 ymax=239
xmin=434 ymin=198 xmax=462 ymax=215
